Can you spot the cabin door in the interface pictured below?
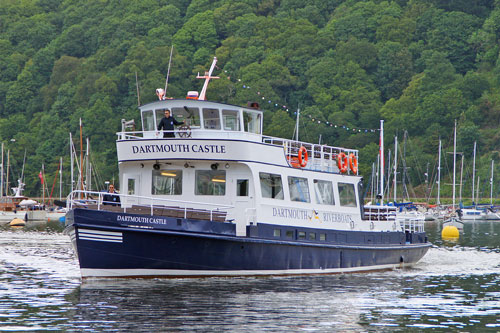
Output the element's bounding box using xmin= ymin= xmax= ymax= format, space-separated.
xmin=122 ymin=174 xmax=140 ymax=207
xmin=232 ymin=176 xmax=254 ymax=236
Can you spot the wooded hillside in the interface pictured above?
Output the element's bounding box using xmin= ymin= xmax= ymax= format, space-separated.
xmin=1 ymin=0 xmax=499 ymax=200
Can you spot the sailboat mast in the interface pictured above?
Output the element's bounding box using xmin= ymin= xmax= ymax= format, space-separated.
xmin=379 ymin=120 xmax=384 ymax=203
xmin=59 ymin=157 xmax=63 ymax=201
xmin=79 ymin=119 xmax=84 ymax=198
xmin=459 ymin=153 xmax=464 ymax=204
xmin=437 ymin=139 xmax=441 ymax=205
xmin=5 ymin=149 xmax=9 ymax=196
xmin=86 ymin=137 xmax=90 ymax=192
xmin=1 ymin=142 xmax=3 ymax=197
xmin=452 ymin=120 xmax=457 ymax=210
xmin=393 ymin=136 xmax=398 ymax=203
xmin=490 ymin=160 xmax=494 ymax=205
xmin=70 ymin=133 xmax=74 ymax=195
xmin=472 ymin=141 xmax=476 ymax=205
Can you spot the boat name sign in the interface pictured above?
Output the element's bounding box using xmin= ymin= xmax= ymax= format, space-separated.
xmin=272 ymin=207 xmax=353 ymax=223
xmin=131 ymin=143 xmax=226 ymax=154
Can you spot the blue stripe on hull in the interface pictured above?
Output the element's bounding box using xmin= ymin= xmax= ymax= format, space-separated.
xmin=66 ymin=209 xmax=430 ymax=278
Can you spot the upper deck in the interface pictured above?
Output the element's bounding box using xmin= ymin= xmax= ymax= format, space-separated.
xmin=117 ymin=99 xmax=359 ymax=175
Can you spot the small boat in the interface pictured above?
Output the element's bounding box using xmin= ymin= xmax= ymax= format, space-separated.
xmin=64 ymin=57 xmax=431 ymax=278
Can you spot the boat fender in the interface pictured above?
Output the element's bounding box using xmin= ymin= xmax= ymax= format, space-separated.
xmin=337 ymin=152 xmax=348 ymax=173
xmin=349 ymin=153 xmax=358 ymax=174
xmin=298 ymin=146 xmax=308 ymax=168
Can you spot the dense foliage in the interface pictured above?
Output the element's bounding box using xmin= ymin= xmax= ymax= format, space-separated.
xmin=1 ymin=0 xmax=499 ymax=201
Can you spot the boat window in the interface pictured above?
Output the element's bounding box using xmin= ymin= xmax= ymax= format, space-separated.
xmin=195 ymin=170 xmax=226 ymax=195
xmin=237 ymin=179 xmax=249 ymax=196
xmin=243 ymin=110 xmax=261 ymax=134
xmin=203 ymin=108 xmax=221 ymax=130
xmin=338 ymin=183 xmax=357 ymax=207
xmin=222 ymin=109 xmax=240 ymax=131
xmin=286 ymin=230 xmax=294 ymax=238
xmin=309 ymin=233 xmax=316 ymax=240
xmin=298 ymin=231 xmax=306 ymax=240
xmin=127 ymin=179 xmax=135 ymax=195
xmin=288 ymin=176 xmax=310 ymax=203
xmin=320 ymin=233 xmax=326 ymax=241
xmin=273 ymin=229 xmax=281 ymax=237
xmin=172 ymin=107 xmax=201 ymax=127
xmin=152 ymin=170 xmax=182 ymax=195
xmin=259 ymin=173 xmax=284 ymax=199
xmin=142 ymin=110 xmax=155 ymax=131
xmin=314 ymin=180 xmax=335 ymax=205
xmin=155 ymin=109 xmax=166 ymax=128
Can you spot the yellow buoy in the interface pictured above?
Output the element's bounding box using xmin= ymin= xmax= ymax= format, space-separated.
xmin=9 ymin=218 xmax=26 ymax=227
xmin=442 ymin=225 xmax=459 ymax=239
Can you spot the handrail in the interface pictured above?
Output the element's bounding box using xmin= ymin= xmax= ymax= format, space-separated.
xmin=67 ymin=190 xmax=234 ymax=219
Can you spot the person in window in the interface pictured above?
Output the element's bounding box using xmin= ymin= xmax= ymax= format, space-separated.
xmin=103 ymin=184 xmax=120 ymax=206
xmin=158 ymin=109 xmax=183 ymax=138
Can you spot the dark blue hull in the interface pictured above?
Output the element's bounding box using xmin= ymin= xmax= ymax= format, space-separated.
xmin=66 ymin=208 xmax=431 ymax=278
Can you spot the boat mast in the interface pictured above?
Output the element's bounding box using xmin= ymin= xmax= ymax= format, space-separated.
xmin=164 ymin=45 xmax=174 ymax=94
xmin=459 ymin=153 xmax=464 ymax=204
xmin=70 ymin=133 xmax=74 ymax=195
xmin=437 ymin=139 xmax=441 ymax=205
xmin=79 ymin=118 xmax=84 ymax=198
xmin=452 ymin=120 xmax=457 ymax=211
xmin=295 ymin=108 xmax=300 ymax=142
xmin=393 ymin=136 xmax=398 ymax=203
xmin=490 ymin=159 xmax=494 ymax=205
xmin=379 ymin=120 xmax=384 ymax=203
xmin=5 ymin=149 xmax=9 ymax=196
xmin=59 ymin=156 xmax=63 ymax=201
xmin=1 ymin=142 xmax=3 ymax=197
xmin=472 ymin=141 xmax=476 ymax=205
xmin=86 ymin=137 xmax=90 ymax=192
xmin=197 ymin=57 xmax=219 ymax=101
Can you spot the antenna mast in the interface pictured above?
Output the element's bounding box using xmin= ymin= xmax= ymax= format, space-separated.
xmin=164 ymin=45 xmax=174 ymax=94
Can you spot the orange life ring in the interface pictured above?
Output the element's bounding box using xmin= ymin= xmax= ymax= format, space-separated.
xmin=337 ymin=152 xmax=348 ymax=173
xmin=298 ymin=146 xmax=308 ymax=167
xmin=349 ymin=153 xmax=358 ymax=174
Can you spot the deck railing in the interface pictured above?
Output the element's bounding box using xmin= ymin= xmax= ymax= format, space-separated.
xmin=262 ymin=136 xmax=359 ymax=174
xmin=67 ymin=190 xmax=234 ymax=222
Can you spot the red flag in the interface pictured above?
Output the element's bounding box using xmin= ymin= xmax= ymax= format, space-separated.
xmin=38 ymin=171 xmax=44 ymax=184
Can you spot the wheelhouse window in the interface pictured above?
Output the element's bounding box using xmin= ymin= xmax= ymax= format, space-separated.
xmin=222 ymin=109 xmax=240 ymax=131
xmin=259 ymin=173 xmax=284 ymax=199
xmin=288 ymin=176 xmax=310 ymax=203
xmin=152 ymin=170 xmax=182 ymax=195
xmin=203 ymin=108 xmax=221 ymax=130
xmin=314 ymin=180 xmax=335 ymax=205
xmin=237 ymin=179 xmax=249 ymax=196
xmin=338 ymin=183 xmax=357 ymax=207
xmin=155 ymin=109 xmax=166 ymax=128
xmin=243 ymin=110 xmax=261 ymax=134
xmin=172 ymin=107 xmax=200 ymax=127
xmin=196 ymin=170 xmax=226 ymax=195
xmin=142 ymin=110 xmax=155 ymax=131
xmin=127 ymin=179 xmax=135 ymax=195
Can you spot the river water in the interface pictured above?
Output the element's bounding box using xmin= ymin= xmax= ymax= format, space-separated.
xmin=0 ymin=220 xmax=499 ymax=331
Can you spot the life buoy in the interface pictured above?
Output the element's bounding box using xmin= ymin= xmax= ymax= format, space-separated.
xmin=298 ymin=146 xmax=308 ymax=167
xmin=349 ymin=153 xmax=358 ymax=174
xmin=337 ymin=152 xmax=348 ymax=173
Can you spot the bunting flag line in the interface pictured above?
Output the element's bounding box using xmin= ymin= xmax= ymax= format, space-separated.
xmin=221 ymin=69 xmax=380 ymax=133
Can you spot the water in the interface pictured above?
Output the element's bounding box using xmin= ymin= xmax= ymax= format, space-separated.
xmin=1 ymin=221 xmax=500 ymax=331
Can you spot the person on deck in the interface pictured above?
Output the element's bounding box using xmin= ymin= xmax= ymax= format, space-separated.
xmin=103 ymin=184 xmax=120 ymax=206
xmin=157 ymin=109 xmax=183 ymax=138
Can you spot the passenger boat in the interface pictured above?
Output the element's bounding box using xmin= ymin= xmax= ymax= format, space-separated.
xmin=64 ymin=57 xmax=431 ymax=278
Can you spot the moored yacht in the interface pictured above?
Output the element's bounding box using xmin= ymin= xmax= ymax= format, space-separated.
xmin=64 ymin=57 xmax=430 ymax=278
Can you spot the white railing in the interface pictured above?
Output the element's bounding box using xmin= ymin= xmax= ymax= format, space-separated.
xmin=262 ymin=136 xmax=358 ymax=174
xmin=67 ymin=190 xmax=233 ymax=221
xmin=363 ymin=205 xmax=397 ymax=222
xmin=399 ymin=218 xmax=425 ymax=233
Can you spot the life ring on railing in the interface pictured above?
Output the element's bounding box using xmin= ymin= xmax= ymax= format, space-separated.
xmin=349 ymin=153 xmax=358 ymax=174
xmin=337 ymin=152 xmax=348 ymax=173
xmin=298 ymin=146 xmax=308 ymax=168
